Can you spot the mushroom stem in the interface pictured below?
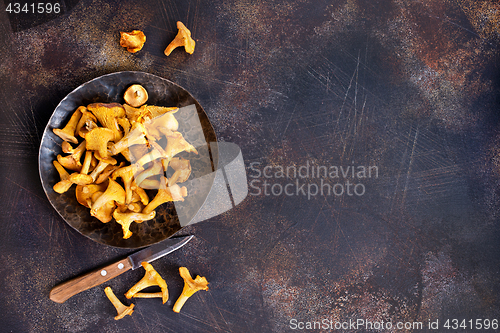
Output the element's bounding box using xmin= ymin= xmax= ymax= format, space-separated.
xmin=111 ymin=163 xmax=144 ymax=204
xmin=89 ymin=160 xmax=109 ymax=182
xmin=69 ymin=151 xmax=94 ymax=185
xmin=53 ymin=107 xmax=83 ymax=144
xmin=75 ymin=108 xmax=97 ymax=138
xmin=53 ymin=160 xmax=73 ymax=194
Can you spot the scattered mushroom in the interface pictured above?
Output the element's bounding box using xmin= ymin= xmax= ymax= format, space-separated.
xmin=124 ymin=84 xmax=148 ymax=108
xmin=52 ymin=107 xmax=82 ymax=144
xmin=164 ymin=21 xmax=195 ymax=56
xmin=104 ymin=286 xmax=135 ymax=320
xmin=120 ymin=30 xmax=146 ymax=53
xmin=125 ymin=262 xmax=169 ymax=304
xmin=173 ymin=267 xmax=209 ymax=313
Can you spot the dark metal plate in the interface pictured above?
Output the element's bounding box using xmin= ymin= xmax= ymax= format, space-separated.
xmin=38 ymin=71 xmax=217 ymax=249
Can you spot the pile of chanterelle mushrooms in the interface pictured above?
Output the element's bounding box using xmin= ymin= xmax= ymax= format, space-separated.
xmin=52 ymin=84 xmax=197 ymax=239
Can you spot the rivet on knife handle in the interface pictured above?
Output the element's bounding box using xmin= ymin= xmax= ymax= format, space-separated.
xmin=49 ymin=258 xmax=132 ymax=303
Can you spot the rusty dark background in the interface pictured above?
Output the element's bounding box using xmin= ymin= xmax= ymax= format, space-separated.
xmin=0 ymin=0 xmax=499 ymax=332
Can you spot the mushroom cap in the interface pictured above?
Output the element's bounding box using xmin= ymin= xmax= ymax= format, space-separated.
xmin=179 ymin=266 xmax=209 ymax=293
xmin=53 ymin=180 xmax=73 ymax=194
xmin=124 ymin=84 xmax=148 ymax=108
xmin=57 ymin=154 xmax=82 ymax=172
xmin=69 ymin=173 xmax=94 ymax=186
xmin=91 ymin=178 xmax=126 ymax=221
xmin=52 ymin=128 xmax=78 ymax=144
xmin=85 ymin=127 xmax=115 ymax=160
xmin=87 ymin=103 xmax=126 ymax=141
xmin=76 ymin=183 xmax=108 ymax=208
xmin=61 ymin=141 xmax=75 ymax=154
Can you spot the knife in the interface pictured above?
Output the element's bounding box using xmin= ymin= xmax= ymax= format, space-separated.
xmin=49 ymin=235 xmax=194 ymax=303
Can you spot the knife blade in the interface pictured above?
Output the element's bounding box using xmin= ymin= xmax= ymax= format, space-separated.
xmin=49 ymin=235 xmax=194 ymax=303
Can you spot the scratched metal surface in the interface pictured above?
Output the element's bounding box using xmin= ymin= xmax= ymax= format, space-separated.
xmin=0 ymin=0 xmax=499 ymax=332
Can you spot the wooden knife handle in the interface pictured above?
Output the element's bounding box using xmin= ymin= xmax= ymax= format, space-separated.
xmin=49 ymin=258 xmax=132 ymax=303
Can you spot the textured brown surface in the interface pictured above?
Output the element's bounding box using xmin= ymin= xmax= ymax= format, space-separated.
xmin=0 ymin=0 xmax=499 ymax=332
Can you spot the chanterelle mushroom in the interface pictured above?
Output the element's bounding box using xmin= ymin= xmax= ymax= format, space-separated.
xmin=75 ymin=108 xmax=97 ymax=139
xmin=57 ymin=141 xmax=86 ymax=172
xmin=90 ymin=178 xmax=126 ymax=223
xmin=85 ymin=127 xmax=116 ymax=164
xmin=111 ymin=163 xmax=144 ymax=204
xmin=134 ymin=160 xmax=165 ymax=188
xmin=124 ymin=84 xmax=148 ymax=108
xmin=164 ymin=21 xmax=195 ymax=56
xmin=104 ymin=286 xmax=135 ymax=320
xmin=87 ymin=103 xmax=126 ymax=141
xmin=120 ymin=30 xmax=146 ymax=53
xmin=143 ymin=108 xmax=179 ymax=140
xmin=113 ymin=210 xmax=155 ymax=239
xmin=173 ymin=266 xmax=209 ymax=313
xmin=53 ymin=107 xmax=83 ymax=144
xmin=136 ymin=130 xmax=198 ymax=167
xmin=110 ymin=122 xmax=148 ymax=156
xmin=125 ymin=262 xmax=169 ymax=304
xmin=142 ymin=182 xmax=188 ymax=214
xmin=69 ymin=150 xmax=94 ymax=185
xmin=168 ymin=157 xmax=191 ymax=186
xmin=53 ymin=160 xmax=73 ymax=194
xmin=76 ymin=183 xmax=108 ymax=208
